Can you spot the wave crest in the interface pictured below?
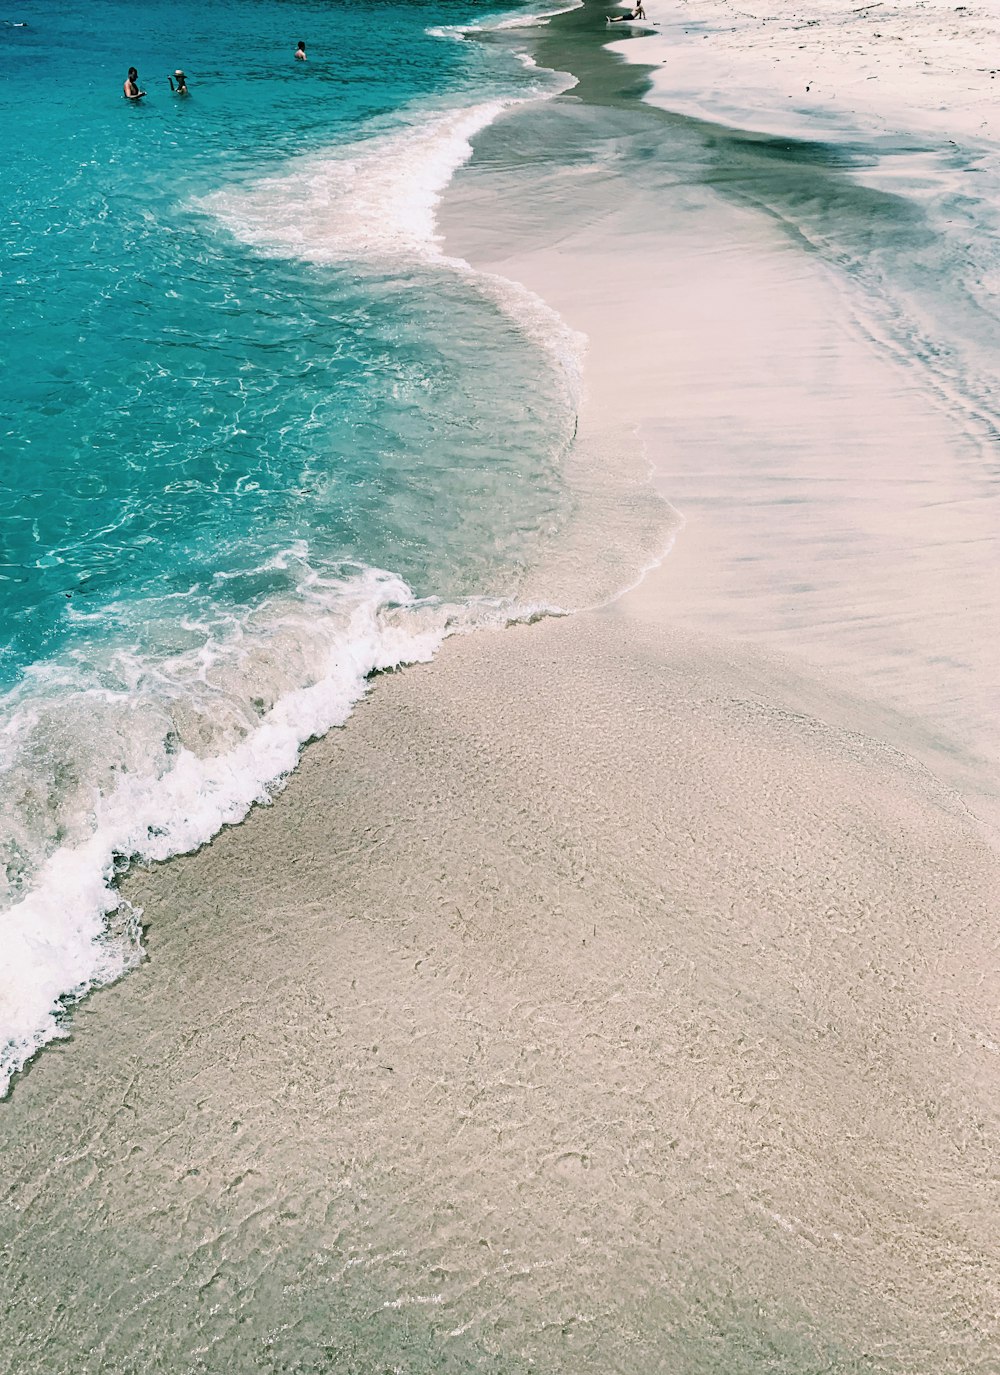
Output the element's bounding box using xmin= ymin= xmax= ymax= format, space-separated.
xmin=0 ymin=551 xmax=556 ymax=1096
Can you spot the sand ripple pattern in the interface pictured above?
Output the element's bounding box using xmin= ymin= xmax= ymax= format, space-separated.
xmin=1 ymin=616 xmax=997 ymax=1373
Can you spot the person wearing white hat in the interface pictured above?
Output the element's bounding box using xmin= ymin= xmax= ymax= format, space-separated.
xmin=168 ymin=69 xmax=189 ymax=93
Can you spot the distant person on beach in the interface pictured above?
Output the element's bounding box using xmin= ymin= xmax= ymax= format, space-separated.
xmin=168 ymin=69 xmax=188 ymax=93
xmin=123 ymin=67 xmax=145 ymax=99
xmin=608 ymin=3 xmax=645 ymax=20
xmin=295 ymin=39 xmax=307 ymax=60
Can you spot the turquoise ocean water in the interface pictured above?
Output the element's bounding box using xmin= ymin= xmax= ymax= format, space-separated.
xmin=0 ymin=0 xmax=584 ymax=1091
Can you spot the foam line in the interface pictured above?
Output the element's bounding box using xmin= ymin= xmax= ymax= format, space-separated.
xmin=0 ymin=560 xmax=558 ymax=1096
xmin=201 ymin=89 xmax=585 ymax=401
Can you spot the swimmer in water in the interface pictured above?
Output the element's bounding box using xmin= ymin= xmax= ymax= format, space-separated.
xmin=295 ymin=39 xmax=307 ymax=60
xmin=123 ymin=66 xmax=145 ymax=99
xmin=168 ymin=68 xmax=188 ymax=93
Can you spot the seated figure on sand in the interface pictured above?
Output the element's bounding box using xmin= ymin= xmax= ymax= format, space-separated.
xmin=608 ymin=3 xmax=645 ymax=20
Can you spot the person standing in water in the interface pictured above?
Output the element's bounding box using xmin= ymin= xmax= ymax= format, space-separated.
xmin=294 ymin=39 xmax=306 ymax=60
xmin=123 ymin=66 xmax=145 ymax=99
xmin=168 ymin=69 xmax=188 ymax=93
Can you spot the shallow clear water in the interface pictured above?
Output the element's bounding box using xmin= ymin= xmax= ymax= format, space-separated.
xmin=0 ymin=0 xmax=585 ymax=1089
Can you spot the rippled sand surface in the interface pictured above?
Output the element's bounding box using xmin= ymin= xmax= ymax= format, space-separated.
xmin=2 ymin=613 xmax=998 ymax=1373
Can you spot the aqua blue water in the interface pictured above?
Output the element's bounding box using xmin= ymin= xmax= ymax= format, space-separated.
xmin=0 ymin=0 xmax=581 ymax=1089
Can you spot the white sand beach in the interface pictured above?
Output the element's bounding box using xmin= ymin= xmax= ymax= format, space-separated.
xmin=4 ymin=611 xmax=998 ymax=1373
xmin=616 ymin=0 xmax=1000 ymax=143
xmin=447 ymin=5 xmax=1000 ymax=825
xmin=2 ymin=3 xmax=998 ymax=1372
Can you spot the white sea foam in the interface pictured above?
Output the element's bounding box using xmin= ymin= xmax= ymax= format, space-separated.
xmin=203 ymin=102 xmax=511 ymax=263
xmin=0 ymin=552 xmax=555 ymax=1095
xmin=200 ymin=89 xmax=585 ymax=397
xmin=427 ymin=2 xmax=583 ymax=40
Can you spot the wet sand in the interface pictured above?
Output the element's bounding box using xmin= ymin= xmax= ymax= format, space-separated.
xmin=2 ymin=4 xmax=999 ymax=1372
xmin=449 ymin=4 xmax=1000 ymax=826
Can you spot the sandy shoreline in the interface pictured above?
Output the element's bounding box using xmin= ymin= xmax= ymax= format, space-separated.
xmin=2 ymin=3 xmax=999 ymax=1371
xmin=613 ymin=0 xmax=1000 ymax=144
xmin=443 ymin=10 xmax=1000 ymax=829
xmin=4 ymin=612 xmax=999 ymax=1371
